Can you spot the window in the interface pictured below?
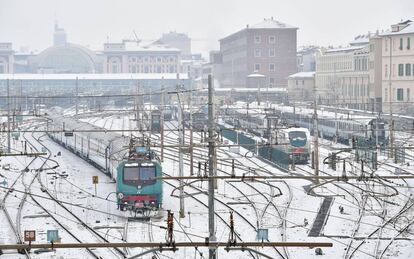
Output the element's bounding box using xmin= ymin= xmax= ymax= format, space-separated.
xmin=269 ymin=63 xmax=275 ymax=72
xmin=385 ymin=64 xmax=388 ymax=77
xmin=385 ymin=39 xmax=388 ymax=52
xmin=254 ymin=63 xmax=260 ymax=71
xmin=269 ymin=48 xmax=275 ymax=57
xmin=111 ymin=64 xmax=118 ymax=73
xmin=397 ymin=88 xmax=404 ymax=101
xmin=398 ymin=64 xmax=404 ymax=76
xmin=302 ymin=80 xmax=305 ymax=85
xmin=406 ymin=64 xmax=412 ymax=76
xmin=408 ymin=37 xmax=411 ymax=50
xmin=269 ymin=77 xmax=275 ymax=86
xmin=295 ymin=80 xmax=298 ymax=85
xmin=123 ymin=167 xmax=139 ymax=185
xmin=400 ymin=38 xmax=403 ymax=50
xmin=269 ymin=35 xmax=276 ymax=44
xmin=139 ymin=167 xmax=156 ymax=181
xmin=254 ymin=48 xmax=261 ymax=57
xmin=254 ymin=35 xmax=261 ymax=44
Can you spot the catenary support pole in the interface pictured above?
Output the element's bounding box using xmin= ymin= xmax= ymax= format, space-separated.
xmin=7 ymin=79 xmax=11 ymax=153
xmin=208 ymin=74 xmax=217 ymax=259
xmin=313 ymin=83 xmax=319 ymax=182
xmin=161 ymin=82 xmax=165 ymax=162
xmin=178 ymin=74 xmax=185 ymax=218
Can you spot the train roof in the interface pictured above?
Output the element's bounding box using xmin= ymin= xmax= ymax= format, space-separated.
xmin=280 ymin=127 xmax=310 ymax=132
xmin=230 ymin=101 xmax=379 ymax=125
xmin=48 ymin=112 xmax=129 ymax=159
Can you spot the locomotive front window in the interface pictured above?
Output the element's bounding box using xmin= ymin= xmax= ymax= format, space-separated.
xmin=123 ymin=167 xmax=139 ymax=185
xmin=289 ymin=131 xmax=307 ymax=147
xmin=140 ymin=167 xmax=156 ymax=181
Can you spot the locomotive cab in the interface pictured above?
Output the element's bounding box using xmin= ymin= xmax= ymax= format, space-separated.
xmin=116 ymin=146 xmax=163 ymax=214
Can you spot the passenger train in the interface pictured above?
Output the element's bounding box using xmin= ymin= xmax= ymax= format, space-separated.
xmin=220 ymin=102 xmax=388 ymax=146
xmin=220 ymin=102 xmax=310 ymax=164
xmin=274 ymin=127 xmax=311 ymax=163
xmin=47 ymin=113 xmax=163 ymax=215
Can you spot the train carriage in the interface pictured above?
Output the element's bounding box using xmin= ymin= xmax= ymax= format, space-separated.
xmin=47 ymin=113 xmax=163 ymax=216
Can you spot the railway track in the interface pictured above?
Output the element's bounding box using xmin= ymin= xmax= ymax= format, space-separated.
xmin=0 ymin=130 xmax=42 ymax=258
xmin=24 ymin=128 xmax=127 ymax=259
xmin=162 ymin=121 xmax=290 ymax=258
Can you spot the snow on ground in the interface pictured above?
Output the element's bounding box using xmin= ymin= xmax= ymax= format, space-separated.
xmin=1 ymin=108 xmax=414 ymax=259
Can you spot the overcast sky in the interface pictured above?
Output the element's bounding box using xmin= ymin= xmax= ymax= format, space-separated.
xmin=0 ymin=0 xmax=412 ymax=57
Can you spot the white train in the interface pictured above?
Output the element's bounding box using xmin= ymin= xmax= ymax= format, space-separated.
xmin=220 ymin=101 xmax=388 ymax=146
xmin=47 ymin=113 xmax=129 ymax=179
xmin=220 ymin=102 xmax=273 ymax=137
xmin=274 ymin=127 xmax=311 ymax=163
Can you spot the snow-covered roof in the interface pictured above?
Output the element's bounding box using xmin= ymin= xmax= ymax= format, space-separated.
xmin=324 ymin=45 xmax=364 ymax=54
xmin=381 ymin=20 xmax=414 ymax=36
xmin=288 ymin=72 xmax=315 ymax=79
xmin=124 ymin=41 xmax=180 ymax=52
xmin=247 ymin=73 xmax=266 ymax=78
xmin=201 ymin=87 xmax=287 ymax=93
xmin=0 ymin=73 xmax=189 ymax=80
xmin=349 ymin=33 xmax=373 ymax=46
xmin=250 ymin=18 xmax=297 ymax=29
xmin=103 ymin=40 xmax=180 ymax=53
xmin=220 ymin=18 xmax=297 ymax=42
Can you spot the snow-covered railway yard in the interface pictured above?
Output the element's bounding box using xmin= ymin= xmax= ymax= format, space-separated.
xmin=0 ymin=111 xmax=414 ymax=259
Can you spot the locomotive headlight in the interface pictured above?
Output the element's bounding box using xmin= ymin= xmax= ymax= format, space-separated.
xmin=117 ymin=192 xmax=124 ymax=200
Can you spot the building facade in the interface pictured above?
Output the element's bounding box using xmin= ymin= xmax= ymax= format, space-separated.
xmin=102 ymin=40 xmax=181 ymax=74
xmin=315 ymin=44 xmax=371 ymax=109
xmin=157 ymin=32 xmax=191 ymax=58
xmin=0 ymin=43 xmax=14 ymax=74
xmin=1 ymin=23 xmax=188 ymax=75
xmin=297 ymin=46 xmax=319 ymax=72
xmin=217 ymin=18 xmax=297 ymax=88
xmin=380 ymin=20 xmax=414 ymax=113
xmin=287 ymin=72 xmax=315 ymax=102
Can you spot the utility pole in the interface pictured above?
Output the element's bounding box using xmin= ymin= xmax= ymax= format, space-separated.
xmin=207 ymin=75 xmax=217 ymax=259
xmin=189 ymin=75 xmax=194 ymax=175
xmin=313 ymin=83 xmax=319 ymax=182
xmin=388 ymin=36 xmax=394 ymax=159
xmin=75 ymin=77 xmax=79 ymax=115
xmin=135 ymin=83 xmax=140 ymax=130
xmin=161 ymin=82 xmax=165 ymax=162
xmin=177 ymin=74 xmax=185 ymax=218
xmin=7 ymin=79 xmax=11 ymax=153
xmin=334 ymin=63 xmax=338 ymax=142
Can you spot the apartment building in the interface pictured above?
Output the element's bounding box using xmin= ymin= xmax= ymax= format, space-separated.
xmin=217 ymin=17 xmax=297 ymax=88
